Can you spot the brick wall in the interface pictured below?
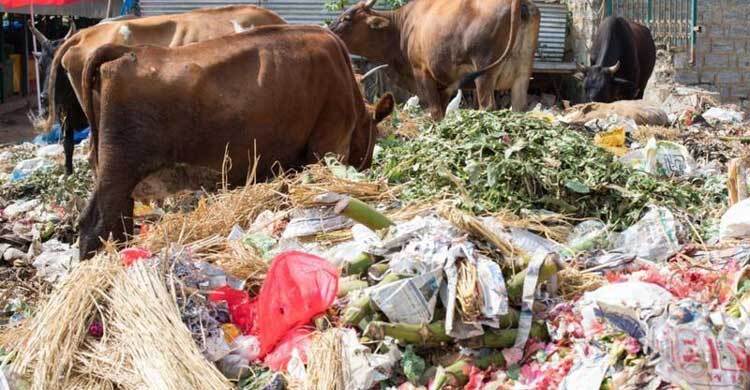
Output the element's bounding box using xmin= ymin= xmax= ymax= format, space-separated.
xmin=567 ymin=0 xmax=750 ymax=105
xmin=672 ymin=0 xmax=750 ymax=105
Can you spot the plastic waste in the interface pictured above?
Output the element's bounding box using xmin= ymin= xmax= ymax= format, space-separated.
xmin=263 ymin=327 xmax=313 ymax=371
xmin=612 ymin=206 xmax=682 ymax=262
xmin=120 ymin=247 xmax=152 ymax=267
xmin=35 ymin=144 xmax=64 ymax=158
xmin=620 ymin=138 xmax=697 ymax=177
xmin=32 ymin=239 xmax=79 ymax=284
xmin=702 ymin=106 xmax=745 ymax=124
xmin=209 ymin=286 xmax=256 ymax=335
xmin=719 ymin=198 xmax=750 ymax=241
xmin=593 ymin=126 xmax=628 ymax=156
xmin=243 ymin=233 xmax=276 ymax=258
xmin=559 ymin=346 xmax=609 ymax=390
xmin=579 ymin=281 xmax=674 ymax=341
xmin=649 ymin=299 xmax=750 ymax=389
xmin=3 ymin=199 xmax=41 ymax=219
xmin=282 ymin=207 xmax=353 ymax=239
xmin=566 ymin=220 xmax=609 ymax=253
xmin=32 ymin=123 xmax=90 ymax=146
xmin=404 ymin=95 xmax=420 ymax=111
xmin=10 ymin=157 xmax=54 ymax=181
xmin=255 ymin=251 xmax=338 ymax=357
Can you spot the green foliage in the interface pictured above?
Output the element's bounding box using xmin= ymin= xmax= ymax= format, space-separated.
xmin=0 ymin=160 xmax=93 ymax=206
xmin=372 ymin=110 xmax=726 ymax=230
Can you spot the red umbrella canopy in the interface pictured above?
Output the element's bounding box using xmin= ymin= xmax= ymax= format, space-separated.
xmin=0 ymin=0 xmax=82 ymax=9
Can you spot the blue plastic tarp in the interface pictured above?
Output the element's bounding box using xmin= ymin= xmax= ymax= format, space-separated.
xmin=33 ymin=124 xmax=90 ymax=146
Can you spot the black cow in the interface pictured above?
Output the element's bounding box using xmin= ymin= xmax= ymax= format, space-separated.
xmin=29 ymin=23 xmax=75 ymax=118
xmin=579 ymin=16 xmax=656 ymax=103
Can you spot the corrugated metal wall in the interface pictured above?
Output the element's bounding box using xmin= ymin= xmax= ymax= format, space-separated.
xmin=0 ymin=0 xmax=122 ymax=18
xmin=140 ymin=0 xmax=568 ymax=62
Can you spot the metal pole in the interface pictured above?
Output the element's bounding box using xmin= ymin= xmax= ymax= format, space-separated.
xmin=22 ymin=15 xmax=29 ymax=96
xmin=690 ymin=0 xmax=697 ymax=65
xmin=0 ymin=13 xmax=5 ymax=104
xmin=30 ymin=2 xmax=42 ymax=115
xmin=605 ymin=0 xmax=613 ymax=16
xmin=647 ymin=0 xmax=653 ymax=23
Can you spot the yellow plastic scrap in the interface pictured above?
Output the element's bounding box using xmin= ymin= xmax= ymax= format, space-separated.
xmin=133 ymin=202 xmax=156 ymax=218
xmin=528 ymin=110 xmax=555 ymax=123
xmin=594 ymin=126 xmax=628 ymax=156
xmin=222 ymin=323 xmax=242 ymax=343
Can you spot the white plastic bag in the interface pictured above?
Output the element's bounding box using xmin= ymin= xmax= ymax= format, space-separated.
xmin=720 ymin=198 xmax=750 ymax=241
xmin=613 ymin=206 xmax=682 ymax=262
xmin=619 ymin=137 xmax=696 ymax=177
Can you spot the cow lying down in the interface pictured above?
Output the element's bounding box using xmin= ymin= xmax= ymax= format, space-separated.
xmin=78 ymin=25 xmax=395 ymax=259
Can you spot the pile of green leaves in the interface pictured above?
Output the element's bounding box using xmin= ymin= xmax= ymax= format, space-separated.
xmin=373 ymin=110 xmax=725 ymax=229
xmin=0 ymin=160 xmax=93 ymax=206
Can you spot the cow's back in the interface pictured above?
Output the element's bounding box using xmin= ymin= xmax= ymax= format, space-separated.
xmin=627 ymin=20 xmax=656 ymax=92
xmin=96 ymin=25 xmax=361 ymax=183
xmin=61 ymin=5 xmax=285 ymax=104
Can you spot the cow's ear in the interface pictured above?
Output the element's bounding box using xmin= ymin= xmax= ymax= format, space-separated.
xmin=366 ymin=15 xmax=390 ymax=29
xmin=373 ymin=93 xmax=395 ymax=123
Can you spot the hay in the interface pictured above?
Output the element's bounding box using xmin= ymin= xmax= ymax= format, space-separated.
xmin=632 ymin=125 xmax=681 ymax=143
xmin=492 ymin=209 xmax=573 ymax=243
xmin=288 ymin=163 xmax=397 ymax=209
xmin=210 ymin=240 xmax=268 ymax=290
xmin=9 ymin=253 xmax=120 ymax=390
xmin=439 ymin=206 xmax=516 ymax=258
xmin=456 ymin=260 xmax=482 ymax=322
xmin=557 ymin=267 xmax=605 ymax=300
xmin=306 ymin=329 xmax=345 ymax=390
xmin=84 ymin=261 xmax=232 ymax=390
xmin=136 ymin=181 xmax=286 ymax=254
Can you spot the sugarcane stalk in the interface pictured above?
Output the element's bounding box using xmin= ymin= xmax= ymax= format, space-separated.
xmin=343 ymin=252 xmax=374 ymax=276
xmin=506 ymin=258 xmax=559 ymax=303
xmin=368 ymin=263 xmax=390 ymax=280
xmin=478 ymin=322 xmax=548 ymax=349
xmin=474 ymin=352 xmax=506 ymax=370
xmin=430 ymin=358 xmax=471 ymax=390
xmin=337 ymin=278 xmax=369 ymax=298
xmin=334 ymin=197 xmax=394 ymax=230
xmin=364 ymin=321 xmax=453 ymax=346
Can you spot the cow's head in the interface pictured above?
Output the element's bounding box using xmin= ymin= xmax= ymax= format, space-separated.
xmin=30 ymin=23 xmax=76 ymax=116
xmin=329 ymin=0 xmax=393 ymax=60
xmin=350 ymin=93 xmax=395 ymax=170
xmin=580 ymin=61 xmax=637 ymax=103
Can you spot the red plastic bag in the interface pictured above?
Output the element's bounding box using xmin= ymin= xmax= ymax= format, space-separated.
xmin=208 ymin=286 xmax=257 ymax=334
xmin=120 ymin=248 xmax=152 ymax=267
xmin=263 ymin=327 xmax=313 ymax=371
xmin=256 ymin=251 xmax=338 ymax=357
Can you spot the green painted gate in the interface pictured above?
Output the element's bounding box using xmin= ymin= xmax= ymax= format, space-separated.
xmin=605 ymin=0 xmax=697 ymax=49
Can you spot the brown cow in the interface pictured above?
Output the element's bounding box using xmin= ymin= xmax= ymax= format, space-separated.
xmin=77 ymin=25 xmax=394 ymax=259
xmin=42 ymin=5 xmax=287 ymax=175
xmin=329 ymin=0 xmax=540 ymax=120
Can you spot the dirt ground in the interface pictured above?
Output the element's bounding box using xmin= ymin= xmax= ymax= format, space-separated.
xmin=0 ymin=96 xmax=39 ymax=145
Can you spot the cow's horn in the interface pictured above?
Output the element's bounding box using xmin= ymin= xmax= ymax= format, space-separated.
xmin=606 ymin=61 xmax=621 ymax=74
xmin=64 ymin=21 xmax=77 ymax=40
xmin=29 ymin=24 xmax=50 ymax=46
xmin=364 ymin=0 xmax=377 ymax=8
xmin=576 ymin=62 xmax=589 ymax=72
xmin=361 ymin=64 xmax=388 ymax=80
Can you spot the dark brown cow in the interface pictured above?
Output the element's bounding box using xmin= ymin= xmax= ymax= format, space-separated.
xmin=42 ymin=5 xmax=287 ymax=175
xmin=78 ymin=25 xmax=394 ymax=259
xmin=329 ymin=0 xmax=541 ymax=120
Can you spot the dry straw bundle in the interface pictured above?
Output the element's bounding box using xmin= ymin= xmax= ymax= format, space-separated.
xmin=288 ymin=163 xmax=397 ymax=209
xmin=305 ymin=329 xmax=346 ymax=390
xmin=135 ymin=181 xmax=287 ymax=254
xmin=456 ymin=260 xmax=482 ymax=322
xmin=9 ymin=253 xmax=120 ymax=390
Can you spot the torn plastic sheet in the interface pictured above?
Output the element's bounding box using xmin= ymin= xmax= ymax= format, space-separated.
xmin=513 ymin=250 xmax=548 ymax=350
xmin=479 ymin=217 xmax=563 ymax=256
xmin=649 ymin=300 xmax=750 ymax=389
xmin=566 ymin=220 xmax=609 ymax=253
xmin=476 ymin=256 xmax=509 ymax=319
xmin=354 ymin=215 xmax=462 ymax=258
xmin=694 ymin=244 xmax=750 ymax=267
xmin=370 ymin=268 xmax=443 ymax=324
xmin=619 ymin=138 xmax=697 ymax=178
xmin=31 ymin=239 xmax=79 ymax=284
xmin=559 ymin=346 xmax=610 ymax=390
xmin=612 ymin=206 xmax=682 ymax=262
xmin=341 ymin=329 xmax=401 ymax=390
xmin=282 ymin=207 xmax=353 ymax=238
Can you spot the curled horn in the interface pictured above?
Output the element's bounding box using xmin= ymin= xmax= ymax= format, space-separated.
xmin=29 ymin=24 xmax=50 ymax=46
xmin=64 ymin=21 xmax=77 ymax=40
xmin=364 ymin=0 xmax=377 ymax=8
xmin=361 ymin=64 xmax=388 ymax=80
xmin=606 ymin=60 xmax=621 ymax=74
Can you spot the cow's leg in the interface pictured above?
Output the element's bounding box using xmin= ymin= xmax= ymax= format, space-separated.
xmin=62 ymin=103 xmax=88 ymax=175
xmin=78 ymin=161 xmax=140 ymax=260
xmin=475 ymin=74 xmax=497 ymax=111
xmin=510 ymin=75 xmax=530 ymax=112
xmin=413 ymin=69 xmax=444 ymax=120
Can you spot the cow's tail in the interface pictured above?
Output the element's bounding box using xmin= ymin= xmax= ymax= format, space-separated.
xmin=456 ymin=0 xmax=521 ymax=90
xmin=81 ymin=44 xmax=132 ymax=171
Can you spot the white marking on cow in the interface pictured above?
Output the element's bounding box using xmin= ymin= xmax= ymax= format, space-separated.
xmin=119 ymin=25 xmax=132 ymax=42
xmin=232 ymin=20 xmax=254 ymax=33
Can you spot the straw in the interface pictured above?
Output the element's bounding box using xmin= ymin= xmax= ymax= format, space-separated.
xmin=306 ymin=329 xmax=345 ymax=390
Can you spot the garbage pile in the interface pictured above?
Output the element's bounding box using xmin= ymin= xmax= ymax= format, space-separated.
xmin=0 ymin=95 xmax=749 ymax=390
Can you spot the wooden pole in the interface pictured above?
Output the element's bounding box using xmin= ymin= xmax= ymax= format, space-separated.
xmin=106 ymin=0 xmax=113 ymax=18
xmin=30 ymin=2 xmax=42 ymax=115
